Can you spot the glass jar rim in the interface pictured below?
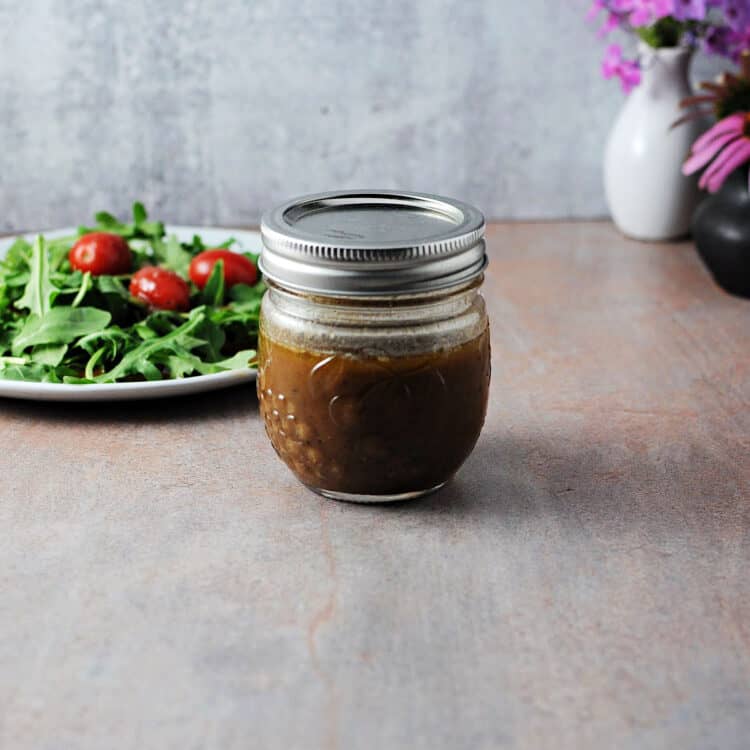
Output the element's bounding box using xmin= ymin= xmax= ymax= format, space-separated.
xmin=263 ymin=274 xmax=485 ymax=306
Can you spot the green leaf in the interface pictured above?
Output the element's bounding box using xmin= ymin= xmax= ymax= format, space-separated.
xmin=17 ymin=237 xmax=58 ymax=316
xmin=160 ymin=353 xmax=203 ymax=379
xmin=95 ymin=275 xmax=131 ymax=299
xmin=135 ymin=359 xmax=163 ymax=380
xmin=12 ymin=306 xmax=112 ymax=354
xmin=47 ymin=239 xmax=74 ymax=271
xmin=83 ymin=203 xmax=164 ymax=242
xmin=184 ymin=235 xmax=206 ymax=254
xmin=94 ymin=211 xmax=120 ymax=227
xmin=141 ymin=221 xmax=165 ymax=240
xmin=154 ymin=347 xmax=256 ymax=379
xmin=1 ymin=270 xmax=30 ymax=289
xmin=0 ymin=361 xmax=54 ymax=382
xmin=92 ymin=307 xmax=206 ymax=383
xmin=229 ymin=280 xmax=265 ymax=304
xmin=92 ymin=275 xmax=140 ymax=322
xmin=134 ymin=321 xmax=158 ymax=340
xmin=213 ymin=349 xmax=256 ymax=371
xmin=31 ymin=343 xmax=68 ymax=367
xmin=162 ymin=235 xmax=193 ymax=276
xmin=84 ymin=346 xmax=106 ymax=380
xmin=129 ymin=203 xmax=164 ymax=240
xmin=77 ymin=326 xmax=132 ymax=359
xmin=71 ymin=272 xmax=92 ymax=308
xmin=132 ymin=202 xmax=147 ymax=225
xmin=194 ymin=316 xmax=225 ymax=361
xmin=201 ymin=260 xmax=225 ymax=306
xmin=1 ymin=238 xmax=32 ymax=270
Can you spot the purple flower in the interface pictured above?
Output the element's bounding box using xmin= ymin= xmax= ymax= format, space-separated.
xmin=602 ymin=44 xmax=643 ymax=93
xmin=703 ymin=24 xmax=734 ymax=56
xmin=671 ymin=0 xmax=708 ymax=21
xmin=718 ymin=0 xmax=750 ymax=31
xmin=729 ymin=26 xmax=750 ymax=60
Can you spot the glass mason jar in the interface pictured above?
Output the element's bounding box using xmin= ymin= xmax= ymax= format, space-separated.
xmin=258 ymin=191 xmax=490 ymax=503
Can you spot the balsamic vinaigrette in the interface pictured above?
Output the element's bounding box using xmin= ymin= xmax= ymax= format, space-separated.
xmin=258 ymin=326 xmax=490 ymax=497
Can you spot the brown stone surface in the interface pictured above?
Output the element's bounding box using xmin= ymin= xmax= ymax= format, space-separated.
xmin=1 ymin=222 xmax=748 ymax=749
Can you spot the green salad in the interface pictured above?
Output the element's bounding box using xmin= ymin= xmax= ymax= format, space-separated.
xmin=0 ymin=203 xmax=264 ymax=384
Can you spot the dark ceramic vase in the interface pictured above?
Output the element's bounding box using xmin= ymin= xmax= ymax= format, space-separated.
xmin=691 ymin=167 xmax=750 ymax=298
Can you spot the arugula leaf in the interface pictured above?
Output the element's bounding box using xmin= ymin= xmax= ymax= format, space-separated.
xmin=17 ymin=237 xmax=57 ymax=316
xmin=91 ymin=307 xmax=207 ymax=383
xmin=229 ymin=280 xmax=265 ymax=303
xmin=184 ymin=235 xmax=206 ymax=254
xmin=46 ymin=237 xmax=75 ymax=270
xmin=31 ymin=343 xmax=68 ymax=367
xmin=80 ymin=202 xmax=165 ymax=243
xmin=161 ymin=235 xmax=193 ymax=276
xmin=95 ymin=276 xmax=132 ymax=301
xmin=94 ymin=211 xmax=120 ymax=227
xmin=212 ymin=349 xmax=257 ymax=371
xmin=92 ymin=275 xmax=141 ymax=323
xmin=201 ymin=260 xmax=225 ymax=306
xmin=193 ymin=315 xmax=225 ymax=361
xmin=132 ymin=202 xmax=147 ymax=225
xmin=77 ymin=326 xmax=133 ymax=358
xmin=133 ymin=321 xmax=158 ymax=341
xmin=0 ymin=361 xmax=56 ymax=382
xmin=12 ymin=307 xmax=112 ymax=354
xmin=1 ymin=238 xmax=32 ymax=270
xmin=70 ymin=272 xmax=92 ymax=308
xmin=0 ymin=270 xmax=29 ymax=290
xmin=84 ymin=347 xmax=106 ymax=380
xmin=0 ymin=326 xmax=15 ymax=355
xmin=155 ymin=347 xmax=256 ymax=379
xmin=132 ymin=202 xmax=164 ymax=240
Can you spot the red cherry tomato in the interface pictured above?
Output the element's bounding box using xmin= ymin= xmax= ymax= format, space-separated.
xmin=129 ymin=267 xmax=190 ymax=312
xmin=189 ymin=249 xmax=258 ymax=290
xmin=69 ymin=232 xmax=132 ymax=276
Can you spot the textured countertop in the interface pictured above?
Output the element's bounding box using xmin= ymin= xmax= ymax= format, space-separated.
xmin=1 ymin=222 xmax=748 ymax=750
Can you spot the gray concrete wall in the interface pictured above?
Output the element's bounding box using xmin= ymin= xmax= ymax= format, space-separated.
xmin=0 ymin=0 xmax=724 ymax=230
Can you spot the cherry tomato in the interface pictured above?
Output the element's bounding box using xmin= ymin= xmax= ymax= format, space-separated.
xmin=189 ymin=249 xmax=257 ymax=290
xmin=129 ymin=267 xmax=191 ymax=312
xmin=69 ymin=232 xmax=132 ymax=276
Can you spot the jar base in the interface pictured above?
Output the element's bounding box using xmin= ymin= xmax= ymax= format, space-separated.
xmin=309 ymin=482 xmax=447 ymax=504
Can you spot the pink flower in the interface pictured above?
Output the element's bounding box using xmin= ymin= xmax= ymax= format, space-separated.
xmin=602 ymin=44 xmax=642 ymax=93
xmin=682 ymin=113 xmax=750 ymax=192
xmin=586 ymin=0 xmax=606 ymax=21
xmin=598 ymin=11 xmax=623 ymax=36
xmin=615 ymin=0 xmax=677 ymax=26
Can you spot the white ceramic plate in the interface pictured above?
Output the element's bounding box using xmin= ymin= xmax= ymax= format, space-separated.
xmin=0 ymin=226 xmax=261 ymax=402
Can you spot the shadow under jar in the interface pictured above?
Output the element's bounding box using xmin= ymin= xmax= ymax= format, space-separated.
xmin=258 ymin=190 xmax=490 ymax=503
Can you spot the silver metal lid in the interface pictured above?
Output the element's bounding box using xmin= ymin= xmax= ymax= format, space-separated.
xmin=259 ymin=190 xmax=487 ymax=296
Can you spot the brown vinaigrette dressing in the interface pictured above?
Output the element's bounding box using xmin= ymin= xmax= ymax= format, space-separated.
xmin=257 ymin=327 xmax=491 ymax=497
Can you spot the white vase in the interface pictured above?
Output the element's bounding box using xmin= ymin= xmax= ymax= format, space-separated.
xmin=604 ymin=44 xmax=704 ymax=241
